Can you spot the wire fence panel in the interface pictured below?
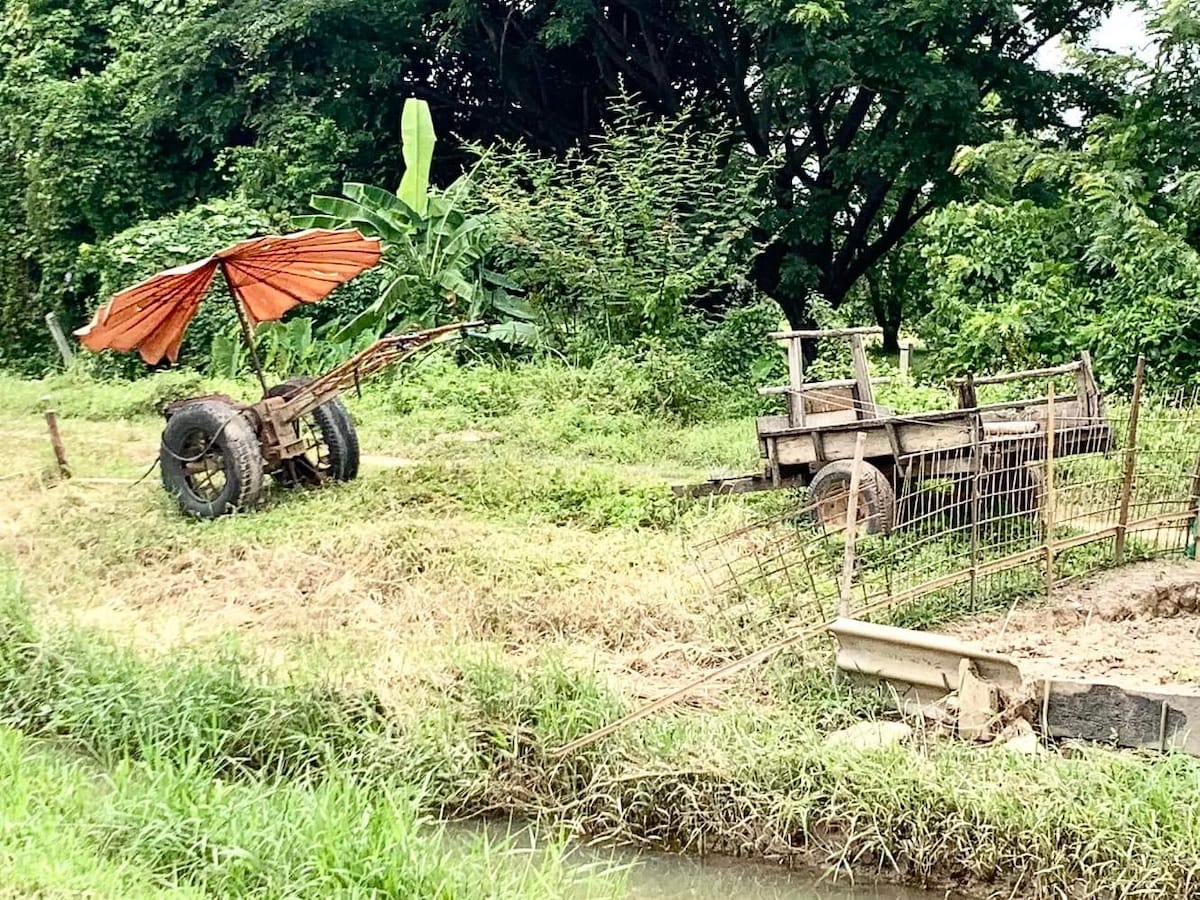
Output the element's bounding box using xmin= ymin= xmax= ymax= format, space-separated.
xmin=693 ymin=392 xmax=1200 ymax=651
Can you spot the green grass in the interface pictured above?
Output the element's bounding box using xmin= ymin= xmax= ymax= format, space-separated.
xmin=5 ymin=573 xmax=1200 ymax=898
xmin=0 ymin=728 xmax=617 ymax=899
xmin=6 ymin=363 xmax=1200 ymax=897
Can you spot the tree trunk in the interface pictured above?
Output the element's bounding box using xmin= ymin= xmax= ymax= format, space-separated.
xmin=865 ymin=269 xmax=902 ymax=352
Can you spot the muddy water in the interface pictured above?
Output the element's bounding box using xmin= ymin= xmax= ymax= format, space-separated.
xmin=452 ymin=820 xmax=954 ymax=899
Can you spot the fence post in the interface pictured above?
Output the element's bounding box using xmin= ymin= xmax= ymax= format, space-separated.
xmin=44 ymin=410 xmax=70 ymax=479
xmin=1045 ymin=382 xmax=1057 ymax=601
xmin=899 ymin=340 xmax=911 ymax=378
xmin=967 ymin=374 xmax=981 ymax=612
xmin=786 ymin=337 xmax=805 ymax=427
xmin=45 ymin=311 xmax=74 ymax=367
xmin=839 ymin=431 xmax=867 ymax=618
xmin=1115 ymin=355 xmax=1145 ymax=565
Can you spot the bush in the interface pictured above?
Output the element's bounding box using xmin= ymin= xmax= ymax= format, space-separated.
xmin=471 ymin=96 xmax=765 ymax=351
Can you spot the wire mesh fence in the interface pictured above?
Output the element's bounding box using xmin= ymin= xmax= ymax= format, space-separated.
xmin=693 ymin=380 xmax=1200 ymax=652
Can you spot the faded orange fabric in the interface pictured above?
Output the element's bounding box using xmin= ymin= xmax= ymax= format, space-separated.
xmin=75 ymin=229 xmax=382 ymax=364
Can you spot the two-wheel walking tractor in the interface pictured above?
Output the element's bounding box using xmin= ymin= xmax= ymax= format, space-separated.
xmin=159 ymin=321 xmax=482 ymax=518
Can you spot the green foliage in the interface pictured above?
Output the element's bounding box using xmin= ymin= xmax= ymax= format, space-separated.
xmin=908 ymin=3 xmax=1200 ymax=390
xmin=297 ymin=99 xmax=535 ymax=346
xmin=471 ymin=99 xmax=764 ymax=352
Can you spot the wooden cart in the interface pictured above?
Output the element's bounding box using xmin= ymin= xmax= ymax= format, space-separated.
xmin=689 ymin=327 xmax=1112 ymax=533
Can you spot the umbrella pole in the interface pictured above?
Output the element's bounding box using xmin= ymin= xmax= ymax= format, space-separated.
xmin=223 ymin=267 xmax=270 ymax=395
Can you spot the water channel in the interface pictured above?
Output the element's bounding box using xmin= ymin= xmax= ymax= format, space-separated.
xmin=453 ymin=820 xmax=959 ymax=900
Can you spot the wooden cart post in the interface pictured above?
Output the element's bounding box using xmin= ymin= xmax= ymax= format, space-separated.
xmin=785 ymin=336 xmax=805 ymax=427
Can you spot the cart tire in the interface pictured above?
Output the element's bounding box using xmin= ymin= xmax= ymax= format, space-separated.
xmin=265 ymin=378 xmax=359 ymax=485
xmin=809 ymin=460 xmax=895 ymax=535
xmin=160 ymin=400 xmax=264 ymax=518
xmin=980 ymin=464 xmax=1044 ymax=521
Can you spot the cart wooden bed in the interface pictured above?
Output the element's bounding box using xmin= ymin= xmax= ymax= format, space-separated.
xmin=683 ymin=327 xmax=1112 ymax=533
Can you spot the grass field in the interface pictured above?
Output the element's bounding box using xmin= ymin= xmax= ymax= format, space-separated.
xmin=4 ymin=362 xmax=1200 ymax=898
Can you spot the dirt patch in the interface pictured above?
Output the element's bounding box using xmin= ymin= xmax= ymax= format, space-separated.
xmin=943 ymin=560 xmax=1200 ymax=686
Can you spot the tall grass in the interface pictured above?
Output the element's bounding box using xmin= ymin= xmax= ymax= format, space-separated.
xmin=1 ymin=728 xmax=615 ymax=899
xmin=5 ymin=573 xmax=1200 ymax=898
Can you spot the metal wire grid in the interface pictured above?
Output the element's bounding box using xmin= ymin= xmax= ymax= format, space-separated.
xmin=693 ymin=397 xmax=1200 ymax=649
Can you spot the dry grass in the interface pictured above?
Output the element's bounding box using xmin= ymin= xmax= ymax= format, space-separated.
xmin=0 ymin=369 xmax=760 ymax=706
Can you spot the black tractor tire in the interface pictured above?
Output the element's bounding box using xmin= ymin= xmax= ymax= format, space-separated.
xmin=808 ymin=459 xmax=895 ymax=535
xmin=160 ymin=399 xmax=264 ymax=518
xmin=265 ymin=377 xmax=359 ymax=486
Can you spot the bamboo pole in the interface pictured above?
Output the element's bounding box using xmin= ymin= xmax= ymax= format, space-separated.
xmin=967 ymin=374 xmax=981 ymax=612
xmin=1045 ymin=382 xmax=1056 ymax=600
xmin=838 ymin=432 xmax=867 ymax=617
xmin=1115 ymin=356 xmax=1145 ymax=565
xmin=221 ymin=263 xmax=269 ymax=394
xmin=44 ymin=410 xmax=69 ymax=478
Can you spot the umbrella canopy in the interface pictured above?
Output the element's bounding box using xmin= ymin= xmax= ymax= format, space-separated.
xmin=75 ymin=228 xmax=382 ymax=365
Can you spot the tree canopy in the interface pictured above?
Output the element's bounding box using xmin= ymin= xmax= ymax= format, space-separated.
xmin=6 ymin=0 xmax=1200 ymax=391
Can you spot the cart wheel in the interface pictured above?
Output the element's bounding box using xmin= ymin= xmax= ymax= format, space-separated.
xmin=980 ymin=464 xmax=1044 ymax=522
xmin=808 ymin=460 xmax=895 ymax=535
xmin=159 ymin=399 xmax=264 ymax=518
xmin=265 ymin=378 xmax=359 ymax=486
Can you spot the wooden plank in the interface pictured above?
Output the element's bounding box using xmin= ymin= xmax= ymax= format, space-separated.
xmin=672 ymin=472 xmax=807 ymax=498
xmin=759 ymin=376 xmax=895 ymax=397
xmin=774 ymin=429 xmax=892 ymax=466
xmin=956 ymin=372 xmax=978 ymax=410
xmin=849 ymin=334 xmax=877 ymax=419
xmin=786 ymin=337 xmax=805 ymax=426
xmin=1075 ymin=350 xmax=1100 ymax=419
xmin=950 ymin=360 xmax=1082 ymax=387
xmin=1043 ymin=679 xmax=1200 ymax=756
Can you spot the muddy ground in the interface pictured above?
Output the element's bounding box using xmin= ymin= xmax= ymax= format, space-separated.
xmin=942 ymin=559 xmax=1200 ymax=686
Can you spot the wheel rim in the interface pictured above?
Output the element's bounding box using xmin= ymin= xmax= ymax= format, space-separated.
xmin=281 ymin=413 xmax=332 ymax=483
xmin=815 ymin=481 xmax=872 ymax=530
xmin=179 ymin=428 xmax=228 ymax=502
xmin=298 ymin=414 xmax=332 ymax=474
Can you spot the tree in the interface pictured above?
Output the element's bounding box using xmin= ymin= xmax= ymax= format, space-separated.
xmin=913 ymin=1 xmax=1200 ymax=387
xmin=439 ymin=0 xmax=1116 ymax=347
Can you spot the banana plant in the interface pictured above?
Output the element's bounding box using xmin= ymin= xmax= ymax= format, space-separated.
xmin=293 ymin=98 xmax=537 ymax=344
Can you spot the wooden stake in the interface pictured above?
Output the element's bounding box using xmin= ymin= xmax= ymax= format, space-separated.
xmin=1115 ymin=355 xmax=1145 ymax=564
xmin=899 ymin=340 xmax=911 ymax=378
xmin=44 ymin=410 xmax=69 ymax=478
xmin=45 ymin=311 xmax=74 ymax=367
xmin=1044 ymin=382 xmax=1056 ymax=600
xmin=839 ymin=432 xmax=867 ymax=617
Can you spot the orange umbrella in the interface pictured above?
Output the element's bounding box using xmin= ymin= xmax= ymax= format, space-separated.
xmin=75 ymin=228 xmax=382 ymax=366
